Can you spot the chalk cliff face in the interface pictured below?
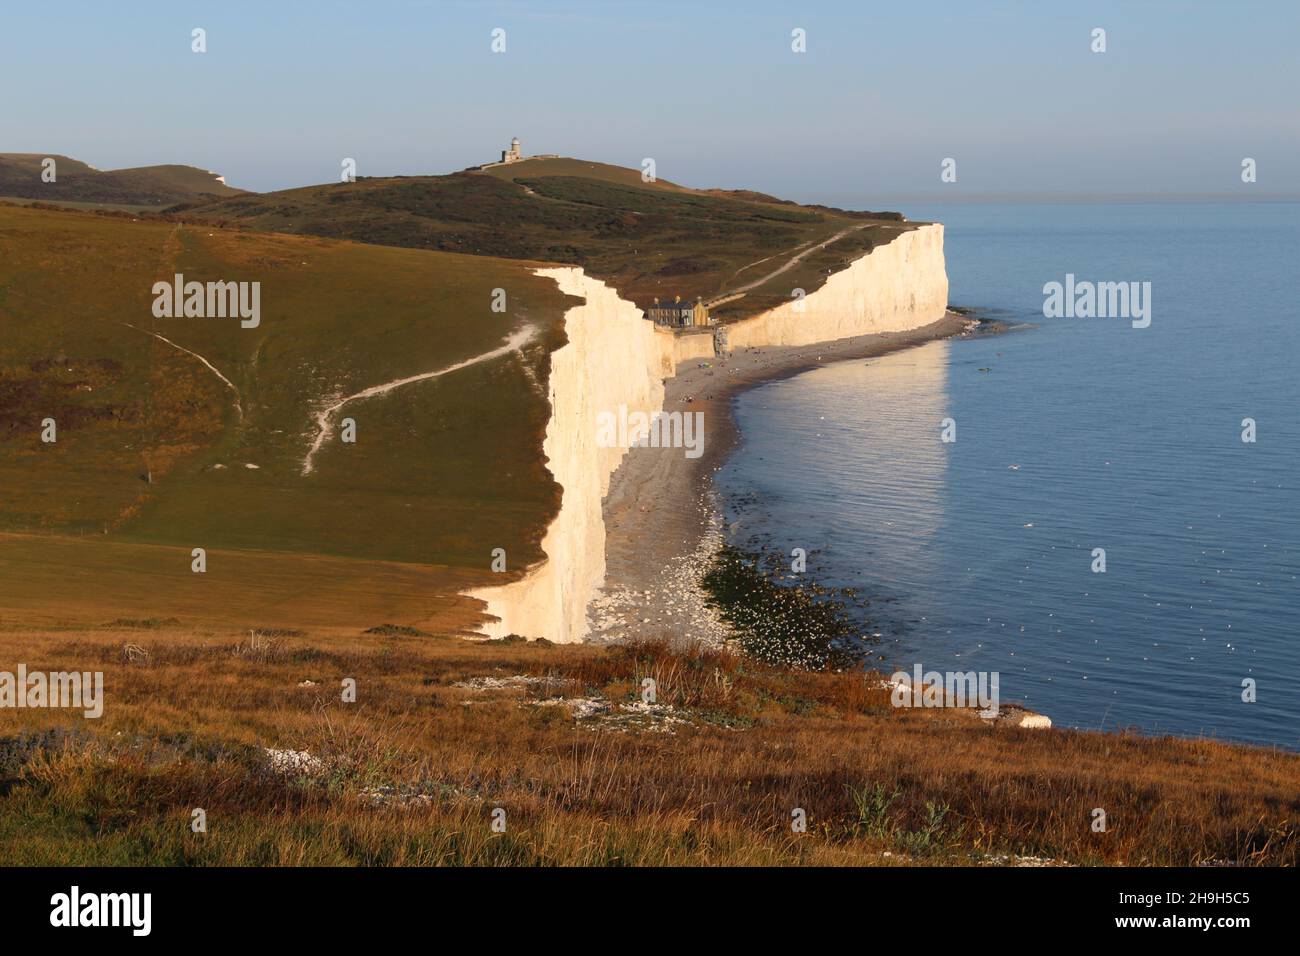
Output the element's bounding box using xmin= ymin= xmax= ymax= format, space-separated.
xmin=722 ymin=224 xmax=948 ymax=349
xmin=664 ymin=328 xmax=716 ymax=369
xmin=470 ymin=223 xmax=948 ymax=643
xmin=469 ymin=267 xmax=667 ymax=644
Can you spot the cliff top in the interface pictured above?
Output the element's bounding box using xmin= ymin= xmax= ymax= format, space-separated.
xmin=171 ymin=156 xmax=922 ymax=323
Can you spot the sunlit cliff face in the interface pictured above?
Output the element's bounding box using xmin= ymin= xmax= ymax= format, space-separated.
xmin=470 ymin=226 xmax=950 ymax=644
xmin=723 ymin=224 xmax=948 ymax=350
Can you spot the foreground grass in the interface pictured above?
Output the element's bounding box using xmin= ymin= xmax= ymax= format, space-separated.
xmin=2 ymin=622 xmax=1296 ymax=866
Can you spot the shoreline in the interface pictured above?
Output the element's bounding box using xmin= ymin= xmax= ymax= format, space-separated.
xmin=589 ymin=310 xmax=972 ymax=645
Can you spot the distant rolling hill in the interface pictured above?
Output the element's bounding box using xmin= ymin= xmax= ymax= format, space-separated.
xmin=176 ymin=156 xmax=916 ymax=322
xmin=0 ymin=153 xmax=246 ymax=208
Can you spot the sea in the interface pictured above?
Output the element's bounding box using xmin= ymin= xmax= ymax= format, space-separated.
xmin=716 ymin=202 xmax=1299 ymax=749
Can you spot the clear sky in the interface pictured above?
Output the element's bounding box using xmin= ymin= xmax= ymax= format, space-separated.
xmin=2 ymin=0 xmax=1297 ymax=205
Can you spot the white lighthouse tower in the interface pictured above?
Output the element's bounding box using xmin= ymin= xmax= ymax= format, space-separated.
xmin=501 ymin=137 xmax=522 ymax=164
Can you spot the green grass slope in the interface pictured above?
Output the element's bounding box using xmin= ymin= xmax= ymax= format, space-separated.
xmin=176 ymin=157 xmax=918 ymax=323
xmin=0 ymin=203 xmax=568 ymax=569
xmin=0 ymin=153 xmax=245 ymax=208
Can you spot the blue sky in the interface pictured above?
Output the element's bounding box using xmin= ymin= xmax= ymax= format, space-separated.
xmin=2 ymin=0 xmax=1297 ymax=204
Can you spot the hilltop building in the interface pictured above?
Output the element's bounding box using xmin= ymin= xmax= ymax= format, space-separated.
xmin=646 ymin=295 xmax=711 ymax=328
xmin=469 ymin=137 xmax=560 ymax=171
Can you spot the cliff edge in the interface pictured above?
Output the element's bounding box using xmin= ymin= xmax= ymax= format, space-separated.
xmin=470 ymin=223 xmax=950 ymax=643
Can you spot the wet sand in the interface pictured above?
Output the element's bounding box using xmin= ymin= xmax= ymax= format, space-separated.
xmin=589 ymin=311 xmax=971 ymax=644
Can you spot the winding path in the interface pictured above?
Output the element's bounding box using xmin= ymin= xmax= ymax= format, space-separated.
xmin=301 ymin=326 xmax=537 ymax=476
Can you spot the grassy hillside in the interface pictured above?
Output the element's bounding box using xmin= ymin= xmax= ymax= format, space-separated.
xmin=0 ymin=203 xmax=569 ymax=578
xmin=0 ymin=533 xmax=488 ymax=634
xmin=0 ymin=153 xmax=245 ymax=208
xmin=2 ymin=624 xmax=1295 ymax=866
xmin=175 ymin=157 xmax=917 ymax=322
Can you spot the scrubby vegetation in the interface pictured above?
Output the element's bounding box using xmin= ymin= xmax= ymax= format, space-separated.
xmin=174 ymin=157 xmax=920 ymax=322
xmin=1 ymin=621 xmax=1295 ymax=866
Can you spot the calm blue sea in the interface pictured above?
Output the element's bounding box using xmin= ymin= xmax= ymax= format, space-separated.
xmin=718 ymin=202 xmax=1300 ymax=749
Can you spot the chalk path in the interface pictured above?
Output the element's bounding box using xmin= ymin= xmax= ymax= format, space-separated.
xmin=301 ymin=326 xmax=536 ymax=476
xmin=707 ymin=224 xmax=871 ymax=307
xmin=122 ymin=323 xmax=244 ymax=421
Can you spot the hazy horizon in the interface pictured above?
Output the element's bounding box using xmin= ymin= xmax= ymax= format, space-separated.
xmin=3 ymin=0 xmax=1298 ymax=206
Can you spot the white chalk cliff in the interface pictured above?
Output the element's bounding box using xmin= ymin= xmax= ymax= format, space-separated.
xmin=470 ymin=223 xmax=949 ymax=643
xmin=467 ymin=267 xmax=666 ymax=644
xmin=722 ymin=224 xmax=948 ymax=349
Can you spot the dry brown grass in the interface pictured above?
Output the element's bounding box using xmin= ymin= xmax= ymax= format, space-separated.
xmin=0 ymin=532 xmax=488 ymax=633
xmin=1 ymin=622 xmax=1296 ymax=866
